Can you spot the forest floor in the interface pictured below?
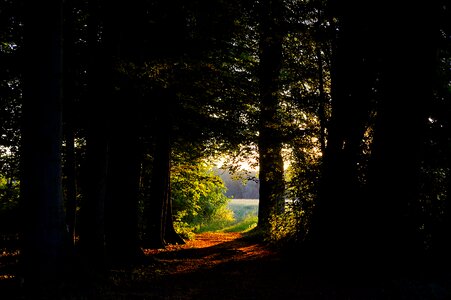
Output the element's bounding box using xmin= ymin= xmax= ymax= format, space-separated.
xmin=2 ymin=231 xmax=451 ymax=299
xmin=92 ymin=232 xmax=451 ymax=300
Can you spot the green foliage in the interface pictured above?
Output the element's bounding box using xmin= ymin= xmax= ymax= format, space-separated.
xmin=193 ymin=206 xmax=235 ymax=233
xmin=203 ymin=199 xmax=259 ymax=233
xmin=220 ymin=215 xmax=258 ymax=233
xmin=171 ymin=161 xmax=234 ymax=237
xmin=172 ymin=211 xmax=196 ymax=240
xmin=0 ymin=176 xmax=20 ymax=232
xmin=0 ymin=176 xmax=19 ymax=212
xmin=170 ymin=162 xmax=261 ymax=237
xmin=267 ymin=201 xmax=306 ymax=245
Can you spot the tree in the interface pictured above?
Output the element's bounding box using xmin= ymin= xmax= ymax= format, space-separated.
xmin=62 ymin=0 xmax=78 ymax=245
xmin=78 ymin=0 xmax=109 ymax=272
xmin=0 ymin=0 xmax=22 ymax=235
xmin=102 ymin=0 xmax=145 ymax=264
xmin=305 ymin=0 xmax=377 ymax=268
xmin=21 ymin=0 xmax=68 ymax=292
xmin=257 ymin=0 xmax=286 ymax=232
xmin=258 ymin=1 xmax=284 ymax=230
xmin=143 ymin=88 xmax=184 ymax=248
xmin=365 ymin=1 xmax=440 ymax=274
xmin=301 ymin=0 xmax=445 ymax=278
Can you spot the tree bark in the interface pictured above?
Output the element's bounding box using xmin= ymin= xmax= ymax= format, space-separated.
xmin=164 ymin=168 xmax=186 ymax=245
xmin=78 ymin=0 xmax=108 ymax=272
xmin=305 ymin=1 xmax=377 ymax=272
xmin=366 ymin=2 xmax=439 ymax=275
xmin=257 ymin=0 xmax=285 ymax=232
xmin=105 ymin=118 xmax=142 ymax=263
xmin=63 ymin=0 xmax=77 ymax=245
xmin=315 ymin=8 xmax=327 ymax=155
xmin=143 ymin=108 xmax=172 ymax=248
xmin=21 ymin=0 xmax=68 ymax=292
xmin=143 ymin=89 xmax=184 ymax=248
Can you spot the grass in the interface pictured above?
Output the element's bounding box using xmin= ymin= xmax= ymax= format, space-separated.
xmin=227 ymin=199 xmax=258 ymax=220
xmin=223 ymin=199 xmax=258 ymax=232
xmin=219 ymin=215 xmax=258 ymax=233
xmin=196 ymin=199 xmax=259 ymax=234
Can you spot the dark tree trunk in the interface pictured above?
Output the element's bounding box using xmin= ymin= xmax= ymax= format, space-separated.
xmin=315 ymin=9 xmax=327 ymax=155
xmin=144 ymin=119 xmax=170 ymax=248
xmin=430 ymin=1 xmax=450 ymax=276
xmin=78 ymin=0 xmax=108 ymax=272
xmin=105 ymin=121 xmax=142 ymax=263
xmin=257 ymin=0 xmax=285 ymax=232
xmin=365 ymin=1 xmax=439 ymax=276
xmin=443 ymin=147 xmax=451 ymax=269
xmin=306 ymin=2 xmax=377 ymax=272
xmin=21 ymin=0 xmax=68 ymax=292
xmin=64 ymin=126 xmax=77 ymax=243
xmin=143 ymin=90 xmax=184 ymax=248
xmin=316 ymin=49 xmax=327 ymax=155
xmin=63 ymin=0 xmax=77 ymax=245
xmin=104 ymin=82 xmax=143 ymax=262
xmin=164 ymin=169 xmax=185 ymax=245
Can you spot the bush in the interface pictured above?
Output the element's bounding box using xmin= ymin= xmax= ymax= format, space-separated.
xmin=195 ymin=205 xmax=235 ymax=233
xmin=171 ymin=161 xmax=234 ymax=238
xmin=0 ymin=176 xmax=20 ymax=233
xmin=267 ymin=201 xmax=306 ymax=245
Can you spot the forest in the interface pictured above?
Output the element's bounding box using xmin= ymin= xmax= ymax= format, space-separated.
xmin=1 ymin=0 xmax=451 ymax=298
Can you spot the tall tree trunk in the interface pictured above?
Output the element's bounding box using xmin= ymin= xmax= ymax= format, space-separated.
xmin=306 ymin=1 xmax=376 ymax=272
xmin=431 ymin=0 xmax=450 ymax=276
xmin=164 ymin=163 xmax=185 ymax=245
xmin=78 ymin=0 xmax=108 ymax=273
xmin=315 ymin=7 xmax=327 ymax=155
xmin=63 ymin=0 xmax=77 ymax=245
xmin=257 ymin=0 xmax=285 ymax=232
xmin=143 ymin=130 xmax=169 ymax=248
xmin=100 ymin=1 xmax=146 ymax=262
xmin=64 ymin=125 xmax=77 ymax=243
xmin=105 ymin=119 xmax=142 ymax=263
xmin=21 ymin=0 xmax=68 ymax=292
xmin=443 ymin=141 xmax=451 ymax=270
xmin=366 ymin=1 xmax=438 ymax=276
xmin=143 ymin=89 xmax=184 ymax=248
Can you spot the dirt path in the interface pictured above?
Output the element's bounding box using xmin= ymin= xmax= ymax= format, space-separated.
xmin=103 ymin=232 xmax=399 ymax=299
xmin=105 ymin=232 xmax=449 ymax=300
xmin=4 ymin=232 xmax=448 ymax=299
xmin=105 ymin=232 xmax=306 ymax=299
xmin=141 ymin=232 xmax=275 ymax=276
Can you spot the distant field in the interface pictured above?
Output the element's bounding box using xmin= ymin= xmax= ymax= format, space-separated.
xmin=229 ymin=199 xmax=259 ymax=206
xmin=227 ymin=199 xmax=259 ymax=221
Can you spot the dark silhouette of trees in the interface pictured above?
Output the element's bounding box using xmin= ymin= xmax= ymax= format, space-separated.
xmin=257 ymin=0 xmax=286 ymax=231
xmin=21 ymin=0 xmax=68 ymax=292
xmin=1 ymin=0 xmax=449 ymax=297
xmin=365 ymin=1 xmax=441 ymax=274
xmin=62 ymin=0 xmax=78 ymax=246
xmin=306 ymin=0 xmax=377 ymax=269
xmin=143 ymin=89 xmax=185 ymax=248
xmin=78 ymin=0 xmax=109 ymax=272
xmin=305 ymin=0 xmax=447 ymax=278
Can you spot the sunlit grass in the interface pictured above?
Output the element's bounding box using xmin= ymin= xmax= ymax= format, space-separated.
xmin=227 ymin=199 xmax=258 ymax=219
xmin=220 ymin=215 xmax=258 ymax=233
xmin=196 ymin=199 xmax=259 ymax=234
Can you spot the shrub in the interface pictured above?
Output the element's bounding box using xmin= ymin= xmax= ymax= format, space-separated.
xmin=171 ymin=161 xmax=234 ymax=238
xmin=267 ymin=201 xmax=306 ymax=245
